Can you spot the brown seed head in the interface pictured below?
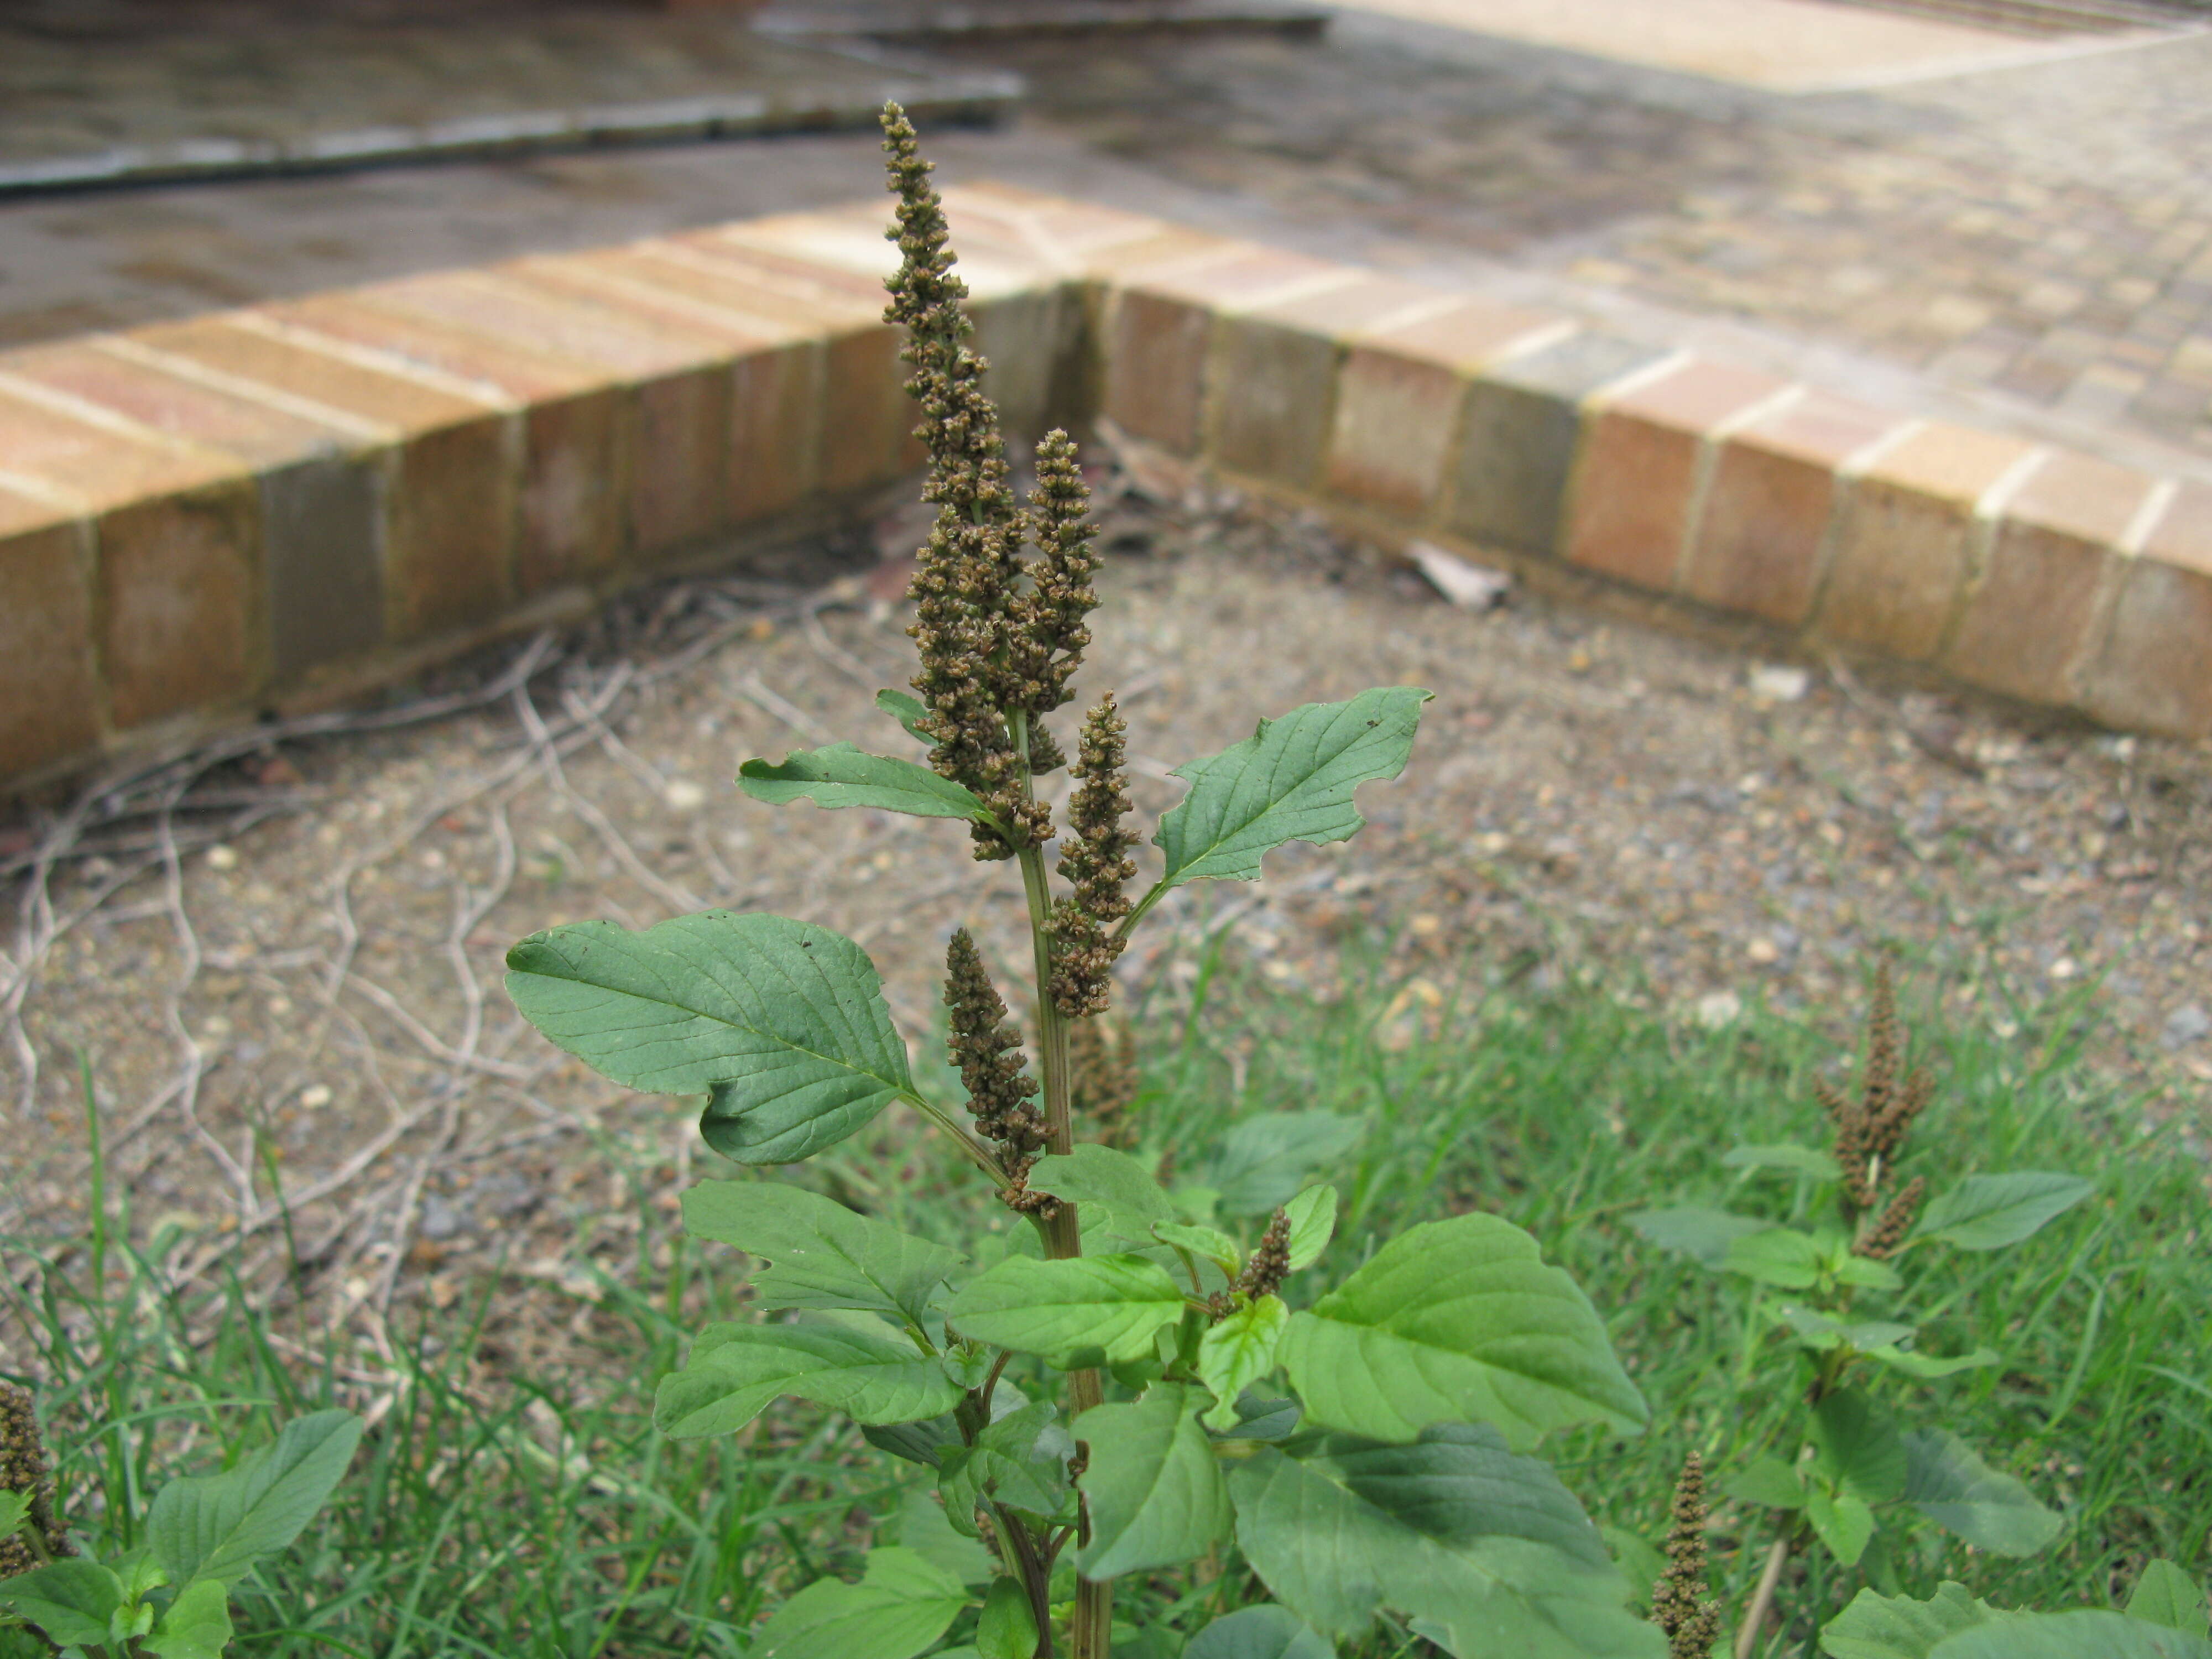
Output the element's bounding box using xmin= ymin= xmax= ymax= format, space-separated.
xmin=943 ymin=928 xmax=1053 ymax=1213
xmin=1007 ymin=429 xmax=1100 ymax=719
xmin=1650 ymin=1450 xmax=1720 ymax=1659
xmin=1049 ymin=695 xmax=1138 ymax=1018
xmin=1854 ymin=1174 xmax=1927 ymax=1260
xmin=1234 ymin=1209 xmax=1293 ymax=1301
xmin=880 ymin=102 xmax=1040 ymax=855
xmin=1070 ymin=1015 xmax=1140 ymax=1148
xmin=0 ymin=1381 xmax=71 ymax=1575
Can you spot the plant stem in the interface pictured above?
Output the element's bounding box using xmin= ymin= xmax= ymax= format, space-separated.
xmin=1735 ymin=1526 xmax=1794 ymax=1659
xmin=1008 ymin=742 xmax=1111 ymax=1659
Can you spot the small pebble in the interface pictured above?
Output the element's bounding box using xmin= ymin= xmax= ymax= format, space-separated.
xmin=205 ymin=844 xmax=238 ymax=870
xmin=298 ymin=1083 xmax=333 ymax=1109
xmin=665 ymin=780 xmax=708 ymax=812
xmin=1748 ymin=663 xmax=1811 ymax=702
xmin=1694 ymin=989 xmax=1743 ymax=1028
xmin=2163 ymin=1004 xmax=2210 ymax=1051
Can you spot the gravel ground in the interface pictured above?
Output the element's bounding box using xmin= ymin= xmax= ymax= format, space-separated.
xmin=3 ymin=455 xmax=2208 ymax=1366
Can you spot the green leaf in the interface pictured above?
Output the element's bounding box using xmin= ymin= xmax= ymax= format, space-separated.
xmin=1724 ymin=1454 xmax=1806 ymax=1511
xmin=945 ymin=1255 xmax=1187 ymax=1369
xmin=941 ymin=1402 xmax=1074 ymax=1533
xmin=1202 ymin=1114 xmax=1364 ymax=1218
xmin=1863 ymin=1345 xmax=2000 ymax=1380
xmin=1823 ymin=1589 xmax=2212 ymax=1659
xmin=654 ymin=1321 xmax=962 ymax=1438
xmin=506 ymin=912 xmax=915 ymax=1165
xmin=143 ymin=1578 xmax=234 ymax=1659
xmin=1807 ymin=1484 xmax=1877 ymax=1567
xmin=739 ymin=743 xmax=996 ymax=825
xmin=1627 ymin=1207 xmax=1768 ymax=1270
xmin=863 ymin=1415 xmax=962 ymax=1469
xmin=1813 ymin=1390 xmax=1907 ymax=1503
xmin=1601 ymin=1526 xmax=1666 ymax=1593
xmin=1835 ymin=1254 xmax=1904 ymax=1291
xmin=1156 ymin=1222 xmax=1244 ymax=1274
xmin=1914 ymin=1173 xmax=2094 ymax=1252
xmin=145 ymin=1410 xmax=362 ymax=1594
xmin=888 ymin=1488 xmax=993 ymax=1586
xmin=1227 ymin=1423 xmax=1660 ymax=1656
xmin=1155 ymin=687 xmax=1431 ymax=887
xmin=1723 ymin=1144 xmax=1844 ymax=1181
xmin=877 ymin=688 xmax=935 ymax=744
xmin=0 ymin=1491 xmax=28 ymax=1538
xmin=0 ymin=1559 xmax=124 ymax=1647
xmin=750 ymin=1546 xmax=967 ymax=1659
xmin=1029 ymin=1144 xmax=1176 ymax=1241
xmin=2128 ymin=1561 xmax=2209 ymax=1636
xmin=1933 ymin=1613 xmax=2212 ymax=1659
xmin=1283 ymin=1185 xmax=1337 ymax=1271
xmin=1780 ymin=1307 xmax=1917 ymax=1354
xmin=1901 ymin=1428 xmax=2063 ymax=1556
xmin=1225 ymin=1396 xmax=1303 ymax=1441
xmin=1282 ymin=1211 xmax=1646 ymax=1448
xmin=1073 ymin=1384 xmax=1232 ymax=1579
xmin=1186 ymin=1605 xmax=1336 ymax=1659
xmin=975 ymin=1577 xmax=1039 ymax=1659
xmin=1201 ymin=1295 xmax=1290 ymax=1429
xmin=1722 ymin=1228 xmax=1823 ymax=1288
xmin=1821 ymin=1583 xmax=1994 ymax=1658
xmin=681 ymin=1181 xmax=962 ymax=1327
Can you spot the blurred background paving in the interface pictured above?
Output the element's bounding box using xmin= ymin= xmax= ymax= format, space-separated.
xmin=2 ymin=0 xmax=2209 ymax=476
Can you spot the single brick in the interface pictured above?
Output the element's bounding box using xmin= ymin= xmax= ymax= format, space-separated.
xmin=1684 ymin=390 xmax=1905 ymax=625
xmin=518 ymin=392 xmax=625 ymax=594
xmin=2077 ymin=480 xmax=2212 ymax=736
xmin=1324 ymin=298 xmax=1570 ymax=519
xmin=823 ymin=324 xmax=919 ymax=492
xmin=389 ymin=419 xmax=515 ymax=635
xmin=1101 ymin=286 xmax=1214 ymax=455
xmin=1444 ymin=333 xmax=1673 ymax=558
xmin=1816 ymin=422 xmax=2039 ymax=661
xmin=1945 ymin=452 xmax=2156 ymax=705
xmin=633 ymin=366 xmax=731 ymax=558
xmin=1209 ymin=275 xmax=1449 ymax=490
xmin=0 ymin=489 xmax=99 ymax=778
xmin=973 ymin=286 xmax=1087 ymax=445
xmin=101 ymin=482 xmax=260 ymax=730
xmin=1563 ymin=360 xmax=1792 ymax=592
xmin=731 ymin=338 xmax=825 ymax=525
xmin=260 ymin=456 xmax=385 ymax=679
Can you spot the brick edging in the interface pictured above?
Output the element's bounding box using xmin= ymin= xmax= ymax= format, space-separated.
xmin=2 ymin=180 xmax=2206 ymax=791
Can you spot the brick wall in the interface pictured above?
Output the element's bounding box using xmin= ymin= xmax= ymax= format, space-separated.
xmin=2 ymin=181 xmax=2205 ymax=792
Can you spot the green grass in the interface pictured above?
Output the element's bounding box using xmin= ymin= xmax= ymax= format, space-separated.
xmin=6 ymin=947 xmax=2208 ymax=1657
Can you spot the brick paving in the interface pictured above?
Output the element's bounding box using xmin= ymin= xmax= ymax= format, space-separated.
xmin=1 ymin=6 xmax=2209 ymax=468
xmin=959 ymin=18 xmax=2212 ymax=459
